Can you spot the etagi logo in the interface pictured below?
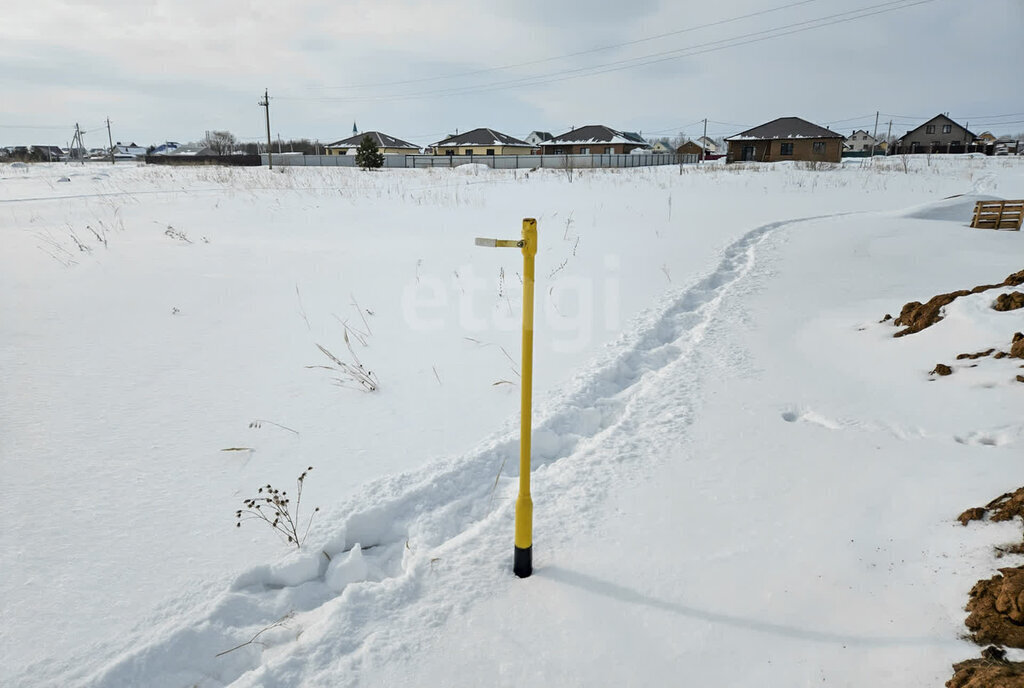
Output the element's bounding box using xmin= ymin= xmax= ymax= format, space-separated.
xmin=401 ymin=255 xmax=621 ymax=353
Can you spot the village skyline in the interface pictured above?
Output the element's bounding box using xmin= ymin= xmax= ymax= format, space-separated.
xmin=2 ymin=0 xmax=1022 ymax=150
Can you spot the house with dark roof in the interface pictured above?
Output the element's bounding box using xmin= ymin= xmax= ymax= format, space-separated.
xmin=725 ymin=117 xmax=844 ymax=163
xmin=30 ymin=145 xmax=64 ymax=161
xmin=539 ymin=125 xmax=650 ymax=155
xmin=893 ymin=115 xmax=976 ymax=154
xmin=431 ymin=128 xmax=533 ymax=156
xmin=325 ymin=131 xmax=420 ymax=156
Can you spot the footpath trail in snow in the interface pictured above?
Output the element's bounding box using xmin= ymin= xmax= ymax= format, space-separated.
xmin=6 ymin=157 xmax=1023 ymax=687
xmin=35 ymin=210 xmax=845 ymax=687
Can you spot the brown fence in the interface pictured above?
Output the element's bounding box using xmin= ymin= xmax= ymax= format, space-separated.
xmin=144 ymin=155 xmax=262 ymax=166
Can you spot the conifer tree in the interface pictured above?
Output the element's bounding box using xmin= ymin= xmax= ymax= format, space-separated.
xmin=355 ymin=135 xmax=384 ymax=170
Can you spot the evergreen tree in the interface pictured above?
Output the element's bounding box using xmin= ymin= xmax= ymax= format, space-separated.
xmin=355 ymin=135 xmax=384 ymax=170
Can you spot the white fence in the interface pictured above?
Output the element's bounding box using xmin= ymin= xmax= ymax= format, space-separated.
xmin=261 ymin=153 xmax=698 ymax=169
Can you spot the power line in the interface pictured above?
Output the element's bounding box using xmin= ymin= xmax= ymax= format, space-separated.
xmin=280 ymin=0 xmax=935 ymax=105
xmin=311 ymin=0 xmax=828 ymax=91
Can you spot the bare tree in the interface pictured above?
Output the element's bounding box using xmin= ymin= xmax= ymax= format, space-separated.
xmin=204 ymin=130 xmax=237 ymax=156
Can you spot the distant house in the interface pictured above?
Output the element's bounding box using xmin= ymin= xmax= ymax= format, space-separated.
xmin=150 ymin=142 xmax=182 ymax=155
xmin=650 ymin=141 xmax=675 ymax=154
xmin=112 ymin=142 xmax=146 ymax=158
xmin=894 ymin=114 xmax=976 ymax=154
xmin=524 ymin=131 xmax=553 ymax=148
xmin=696 ymin=136 xmax=719 ymax=154
xmin=325 ymin=131 xmax=420 ymax=156
xmin=168 ymin=145 xmax=216 ymax=156
xmin=976 ymin=131 xmax=997 ymax=144
xmin=431 ymin=128 xmax=533 ymax=156
xmin=30 ymin=145 xmax=64 ymax=161
xmin=725 ymin=117 xmax=844 ymax=163
xmin=845 ymin=129 xmax=879 ymax=152
xmin=676 ymin=141 xmax=705 ymax=157
xmin=539 ymin=125 xmax=651 ymax=155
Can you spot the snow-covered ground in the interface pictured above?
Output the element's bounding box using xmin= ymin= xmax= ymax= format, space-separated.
xmin=2 ymin=156 xmax=1022 ymax=686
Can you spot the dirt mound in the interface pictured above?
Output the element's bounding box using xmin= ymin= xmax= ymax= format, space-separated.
xmin=1011 ymin=333 xmax=1024 ymax=359
xmin=947 ymin=650 xmax=1024 ymax=688
xmin=958 ymin=488 xmax=1024 ymax=525
xmin=957 ymin=349 xmax=996 ymax=360
xmin=964 ymin=567 xmax=1024 ymax=648
xmin=891 ymin=270 xmax=1024 ymax=337
xmin=994 ymin=292 xmax=1024 ymax=311
xmin=932 ymin=363 xmax=953 ymax=376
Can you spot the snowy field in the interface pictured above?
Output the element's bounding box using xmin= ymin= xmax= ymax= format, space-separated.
xmin=2 ymin=156 xmax=1023 ymax=686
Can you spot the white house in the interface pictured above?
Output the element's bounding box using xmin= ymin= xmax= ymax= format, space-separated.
xmin=845 ymin=130 xmax=878 ymax=152
xmin=524 ymin=131 xmax=553 ymax=147
xmin=696 ymin=136 xmax=719 ymax=154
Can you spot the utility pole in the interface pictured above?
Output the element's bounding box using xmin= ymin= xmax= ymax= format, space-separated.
xmin=701 ymin=117 xmax=707 ymax=163
xmin=871 ymin=111 xmax=880 ymax=159
xmin=259 ymin=89 xmax=273 ymax=169
xmin=106 ymin=117 xmax=115 ymax=164
xmin=71 ymin=123 xmax=85 ymax=165
xmin=886 ymin=120 xmax=893 ymax=155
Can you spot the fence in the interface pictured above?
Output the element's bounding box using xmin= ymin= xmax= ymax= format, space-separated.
xmin=145 ymin=154 xmax=261 ymax=166
xmin=260 ymin=153 xmax=698 ymax=169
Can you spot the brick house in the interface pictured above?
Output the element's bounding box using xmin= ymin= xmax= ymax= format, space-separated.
xmin=431 ymin=128 xmax=534 ymax=156
xmin=539 ymin=125 xmax=651 ymax=155
xmin=325 ymin=131 xmax=420 ymax=156
xmin=893 ymin=115 xmax=976 ymax=154
xmin=725 ymin=117 xmax=844 ymax=163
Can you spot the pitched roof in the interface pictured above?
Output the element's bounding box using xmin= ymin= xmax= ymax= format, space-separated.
xmin=897 ymin=114 xmax=976 ymax=141
xmin=726 ymin=117 xmax=844 ymax=141
xmin=433 ymin=128 xmax=531 ymax=147
xmin=528 ymin=131 xmax=553 ymax=141
xmin=546 ymin=125 xmax=649 ymax=146
xmin=327 ymin=131 xmax=419 ymax=149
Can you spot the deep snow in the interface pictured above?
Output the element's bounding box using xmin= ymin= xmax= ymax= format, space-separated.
xmin=2 ymin=156 xmax=1022 ymax=686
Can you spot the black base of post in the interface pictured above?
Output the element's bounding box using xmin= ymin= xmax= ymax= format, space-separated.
xmin=514 ymin=545 xmax=532 ymax=578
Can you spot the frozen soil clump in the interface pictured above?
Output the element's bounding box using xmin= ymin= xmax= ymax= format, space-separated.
xmin=890 ymin=269 xmax=1024 ymax=337
xmin=958 ymin=488 xmax=1024 ymax=526
xmin=964 ymin=567 xmax=1024 ymax=648
xmin=946 ymin=647 xmax=1024 ymax=688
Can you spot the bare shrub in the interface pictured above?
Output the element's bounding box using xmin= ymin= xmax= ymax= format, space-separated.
xmin=235 ymin=467 xmax=319 ymax=549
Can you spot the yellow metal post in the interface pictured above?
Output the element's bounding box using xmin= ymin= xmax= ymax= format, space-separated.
xmin=474 ymin=218 xmax=537 ymax=578
xmin=514 ymin=218 xmax=537 ymax=578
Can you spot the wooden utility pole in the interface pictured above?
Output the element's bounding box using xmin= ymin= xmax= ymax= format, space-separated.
xmin=259 ymin=89 xmax=273 ymax=169
xmin=106 ymin=117 xmax=115 ymax=164
xmin=871 ymin=111 xmax=880 ymax=159
xmin=71 ymin=123 xmax=85 ymax=164
xmin=701 ymin=118 xmax=707 ymax=163
xmin=886 ymin=120 xmax=893 ymax=155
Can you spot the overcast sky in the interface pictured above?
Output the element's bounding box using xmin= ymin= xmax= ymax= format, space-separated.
xmin=2 ymin=0 xmax=1022 ymax=149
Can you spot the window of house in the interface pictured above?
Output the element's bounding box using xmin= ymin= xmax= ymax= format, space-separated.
xmin=445 ymin=150 xmax=454 ymax=156
xmin=780 ymin=142 xmax=794 ymax=155
xmin=465 ymin=150 xmax=473 ymax=155
xmin=605 ymin=147 xmax=614 ymax=154
xmin=553 ymin=147 xmax=563 ymax=155
xmin=942 ymin=125 xmax=952 ymax=133
xmin=926 ymin=125 xmax=936 ymax=134
xmin=813 ymin=141 xmax=826 ymax=154
xmin=580 ymin=147 xmax=590 ymax=154
xmin=486 ymin=149 xmax=495 ymax=155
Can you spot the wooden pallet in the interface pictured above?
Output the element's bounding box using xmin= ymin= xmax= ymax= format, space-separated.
xmin=971 ymin=200 xmax=1023 ymax=230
